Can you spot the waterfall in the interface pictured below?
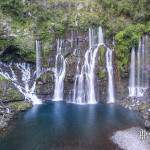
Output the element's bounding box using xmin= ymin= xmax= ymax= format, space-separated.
xmin=72 ymin=58 xmax=83 ymax=104
xmin=129 ymin=48 xmax=136 ymax=97
xmin=106 ymin=48 xmax=115 ymax=103
xmin=129 ymin=36 xmax=149 ymax=97
xmin=136 ymin=37 xmax=145 ymax=96
xmin=53 ymin=39 xmax=66 ymax=101
xmin=35 ymin=39 xmax=42 ymax=78
xmin=0 ymin=62 xmax=42 ymax=105
xmin=72 ymin=27 xmax=104 ymax=104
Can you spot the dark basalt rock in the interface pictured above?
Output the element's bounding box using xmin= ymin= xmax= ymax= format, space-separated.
xmin=0 ymin=45 xmax=24 ymax=62
xmin=145 ymin=120 xmax=150 ymax=131
xmin=36 ymin=71 xmax=54 ymax=99
xmin=118 ymin=95 xmax=150 ymax=127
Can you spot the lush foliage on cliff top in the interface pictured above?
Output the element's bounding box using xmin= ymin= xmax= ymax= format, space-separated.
xmin=0 ymin=0 xmax=149 ymax=70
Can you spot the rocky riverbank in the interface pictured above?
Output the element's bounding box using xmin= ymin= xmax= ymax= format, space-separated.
xmin=117 ymin=92 xmax=150 ymax=130
xmin=0 ymin=100 xmax=32 ymax=134
xmin=0 ymin=65 xmax=34 ymax=134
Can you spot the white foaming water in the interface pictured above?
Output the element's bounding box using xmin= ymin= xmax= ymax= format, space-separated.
xmin=53 ymin=39 xmax=66 ymax=101
xmin=136 ymin=36 xmax=148 ymax=97
xmin=36 ymin=39 xmax=42 ymax=78
xmin=0 ymin=62 xmax=42 ymax=105
xmin=129 ymin=36 xmax=149 ymax=97
xmin=129 ymin=48 xmax=136 ymax=97
xmin=72 ymin=27 xmax=104 ymax=104
xmin=106 ymin=48 xmax=115 ymax=103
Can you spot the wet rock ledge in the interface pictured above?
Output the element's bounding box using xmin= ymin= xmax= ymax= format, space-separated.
xmin=0 ymin=100 xmax=32 ymax=133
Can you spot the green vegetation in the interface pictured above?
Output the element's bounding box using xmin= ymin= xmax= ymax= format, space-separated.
xmin=0 ymin=0 xmax=149 ymax=73
xmin=0 ymin=77 xmax=23 ymax=101
xmin=115 ymin=24 xmax=149 ymax=72
xmin=98 ymin=46 xmax=106 ymax=79
xmin=6 ymin=88 xmax=23 ymax=101
xmin=98 ymin=70 xmax=106 ymax=79
xmin=9 ymin=101 xmax=32 ymax=111
xmin=99 ymin=46 xmax=105 ymax=65
xmin=0 ymin=86 xmax=23 ymax=101
xmin=0 ymin=75 xmax=7 ymax=81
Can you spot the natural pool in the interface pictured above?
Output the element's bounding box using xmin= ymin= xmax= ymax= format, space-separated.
xmin=0 ymin=102 xmax=143 ymax=150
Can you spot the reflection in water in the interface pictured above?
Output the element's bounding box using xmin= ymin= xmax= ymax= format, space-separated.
xmin=24 ymin=105 xmax=40 ymax=120
xmin=0 ymin=102 xmax=142 ymax=150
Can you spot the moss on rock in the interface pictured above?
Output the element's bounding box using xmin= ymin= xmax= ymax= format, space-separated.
xmin=9 ymin=101 xmax=32 ymax=112
xmin=0 ymin=77 xmax=24 ymax=101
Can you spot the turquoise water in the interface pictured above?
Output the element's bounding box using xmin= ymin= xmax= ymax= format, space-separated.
xmin=0 ymin=102 xmax=142 ymax=150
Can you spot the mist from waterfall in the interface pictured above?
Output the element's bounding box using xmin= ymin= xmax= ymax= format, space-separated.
xmin=36 ymin=39 xmax=42 ymax=78
xmin=106 ymin=48 xmax=115 ymax=103
xmin=53 ymin=39 xmax=66 ymax=101
xmin=129 ymin=36 xmax=149 ymax=97
xmin=72 ymin=27 xmax=104 ymax=104
xmin=0 ymin=62 xmax=41 ymax=105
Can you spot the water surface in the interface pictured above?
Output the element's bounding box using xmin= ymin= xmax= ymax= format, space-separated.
xmin=0 ymin=102 xmax=142 ymax=150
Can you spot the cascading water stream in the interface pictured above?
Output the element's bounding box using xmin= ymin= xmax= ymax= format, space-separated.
xmin=72 ymin=57 xmax=83 ymax=104
xmin=0 ymin=62 xmax=41 ymax=105
xmin=129 ymin=36 xmax=149 ymax=97
xmin=129 ymin=48 xmax=136 ymax=97
xmin=53 ymin=39 xmax=66 ymax=101
xmin=106 ymin=48 xmax=115 ymax=103
xmin=72 ymin=27 xmax=104 ymax=104
xmin=136 ymin=36 xmax=148 ymax=97
xmin=36 ymin=39 xmax=42 ymax=78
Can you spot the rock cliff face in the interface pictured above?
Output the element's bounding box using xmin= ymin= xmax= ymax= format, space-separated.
xmin=0 ymin=77 xmax=32 ymax=132
xmin=0 ymin=31 xmax=149 ymax=104
xmin=35 ymin=31 xmax=115 ymax=102
xmin=36 ymin=71 xmax=54 ymax=99
xmin=0 ymin=78 xmax=24 ymax=102
xmin=0 ymin=65 xmax=34 ymax=131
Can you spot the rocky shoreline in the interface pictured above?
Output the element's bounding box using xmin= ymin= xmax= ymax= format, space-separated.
xmin=0 ymin=100 xmax=32 ymax=134
xmin=117 ymin=96 xmax=150 ymax=130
